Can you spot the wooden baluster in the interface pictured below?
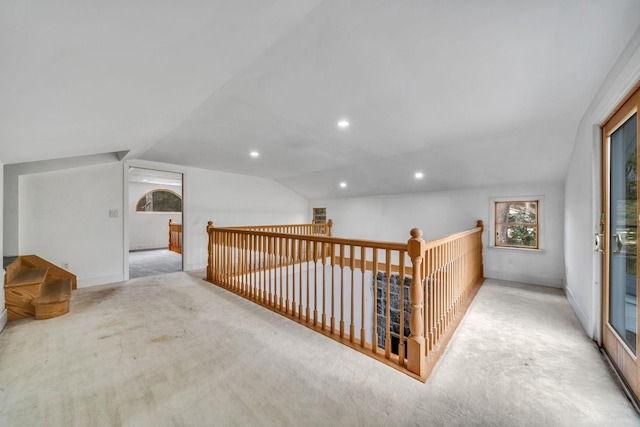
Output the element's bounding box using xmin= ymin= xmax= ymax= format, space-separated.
xmin=384 ymin=249 xmax=391 ymax=359
xmin=426 ymin=247 xmax=434 ymax=352
xmin=349 ymin=247 xmax=355 ymax=343
xmin=285 ymin=238 xmax=291 ymax=314
xmin=252 ymin=234 xmax=256 ymax=300
xmin=250 ymin=233 xmax=255 ymax=298
xmin=291 ymin=238 xmax=297 ymax=316
xmin=234 ymin=232 xmax=239 ymax=291
xmin=298 ymin=239 xmax=303 ymax=319
xmin=306 ymin=240 xmax=311 ymax=322
xmin=262 ymin=234 xmax=267 ymax=303
xmin=330 ymin=243 xmax=336 ymax=334
xmin=218 ymin=230 xmax=223 ymax=283
xmin=262 ymin=235 xmax=267 ymax=303
xmin=230 ymin=231 xmax=235 ymax=287
xmin=339 ymin=244 xmax=345 ymax=338
xmin=446 ymin=242 xmax=450 ymax=326
xmin=267 ymin=236 xmax=272 ymax=306
xmin=249 ymin=233 xmax=254 ymax=299
xmin=398 ymin=250 xmax=406 ymax=366
xmin=227 ymin=232 xmax=232 ymax=288
xmin=407 ymin=228 xmax=426 ymax=377
xmin=279 ymin=237 xmax=284 ymax=311
xmin=206 ymin=221 xmax=214 ymax=281
xmin=254 ymin=233 xmax=258 ymax=300
xmin=321 ymin=241 xmax=327 ymax=330
xmin=238 ymin=233 xmax=243 ymax=290
xmin=313 ymin=241 xmax=318 ymax=326
xmin=244 ymin=233 xmax=249 ymax=296
xmin=372 ymin=248 xmax=379 ymax=354
xmin=218 ymin=231 xmax=229 ymax=285
xmin=436 ymin=245 xmax=441 ymax=342
xmin=360 ymin=245 xmax=366 ymax=348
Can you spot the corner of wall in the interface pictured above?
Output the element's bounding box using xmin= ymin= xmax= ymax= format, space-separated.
xmin=564 ymin=284 xmax=592 ymax=339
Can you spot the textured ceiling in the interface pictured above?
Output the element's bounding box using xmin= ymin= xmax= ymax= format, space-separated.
xmin=2 ymin=1 xmax=640 ymax=199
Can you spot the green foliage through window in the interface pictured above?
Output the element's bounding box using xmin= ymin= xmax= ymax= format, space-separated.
xmin=136 ymin=190 xmax=182 ymax=213
xmin=495 ymin=201 xmax=538 ymax=249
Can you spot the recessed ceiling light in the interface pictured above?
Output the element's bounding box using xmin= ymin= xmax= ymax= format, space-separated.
xmin=250 ymin=151 xmax=259 ymax=157
xmin=337 ymin=120 xmax=350 ymax=128
xmin=339 ymin=182 xmax=347 ymax=188
xmin=414 ymin=172 xmax=424 ymax=179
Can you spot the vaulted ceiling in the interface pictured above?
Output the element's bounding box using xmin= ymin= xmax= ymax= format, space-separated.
xmin=2 ymin=1 xmax=640 ymax=199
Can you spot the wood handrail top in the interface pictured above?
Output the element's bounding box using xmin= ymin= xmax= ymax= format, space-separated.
xmin=423 ymin=226 xmax=483 ymax=250
xmin=209 ymin=227 xmax=408 ymax=251
xmin=210 ymin=225 xmax=482 ymax=252
xmin=224 ymin=223 xmax=328 ymax=229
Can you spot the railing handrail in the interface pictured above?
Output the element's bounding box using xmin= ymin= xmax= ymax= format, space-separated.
xmin=227 ymin=223 xmax=324 ymax=230
xmin=424 ymin=223 xmax=483 ymax=250
xmin=208 ymin=225 xmax=407 ymax=252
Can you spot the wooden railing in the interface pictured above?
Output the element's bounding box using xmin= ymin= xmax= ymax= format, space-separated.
xmin=227 ymin=220 xmax=332 ymax=237
xmin=206 ymin=220 xmax=484 ymax=381
xmin=169 ymin=219 xmax=182 ymax=254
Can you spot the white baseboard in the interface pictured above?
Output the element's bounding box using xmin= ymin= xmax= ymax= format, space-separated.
xmin=484 ymin=270 xmax=562 ymax=288
xmin=184 ymin=262 xmax=207 ymax=272
xmin=0 ymin=308 xmax=7 ymax=333
xmin=77 ymin=274 xmax=125 ymax=288
xmin=564 ymin=285 xmax=593 ymax=339
xmin=129 ymin=245 xmax=167 ymax=251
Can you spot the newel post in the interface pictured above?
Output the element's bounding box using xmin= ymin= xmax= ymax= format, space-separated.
xmin=407 ymin=228 xmax=426 ymax=377
xmin=206 ymin=221 xmax=214 ymax=282
xmin=169 ymin=219 xmax=173 ymax=251
xmin=327 ymin=219 xmax=333 ymax=237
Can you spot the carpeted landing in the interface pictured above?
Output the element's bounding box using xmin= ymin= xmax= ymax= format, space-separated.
xmin=128 ymin=249 xmax=182 ymax=279
xmin=0 ymin=272 xmax=637 ymax=426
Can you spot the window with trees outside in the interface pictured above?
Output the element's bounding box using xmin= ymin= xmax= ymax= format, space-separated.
xmin=495 ymin=200 xmax=538 ymax=249
xmin=135 ymin=190 xmax=182 ymax=213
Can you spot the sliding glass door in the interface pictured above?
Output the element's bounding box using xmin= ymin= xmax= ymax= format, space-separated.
xmin=602 ymin=86 xmax=640 ymax=399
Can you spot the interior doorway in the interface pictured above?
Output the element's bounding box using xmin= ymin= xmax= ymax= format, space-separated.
xmin=601 ymin=84 xmax=640 ymax=401
xmin=128 ymin=167 xmax=183 ymax=279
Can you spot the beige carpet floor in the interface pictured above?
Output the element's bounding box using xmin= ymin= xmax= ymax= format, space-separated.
xmin=0 ymin=272 xmax=637 ymax=426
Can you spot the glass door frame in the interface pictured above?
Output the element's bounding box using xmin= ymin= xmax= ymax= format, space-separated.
xmin=601 ymin=85 xmax=640 ymax=399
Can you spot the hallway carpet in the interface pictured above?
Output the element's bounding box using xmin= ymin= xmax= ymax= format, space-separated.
xmin=0 ymin=273 xmax=637 ymax=426
xmin=129 ymin=249 xmax=182 ymax=279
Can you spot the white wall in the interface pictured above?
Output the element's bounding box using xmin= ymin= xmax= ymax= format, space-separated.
xmin=19 ymin=163 xmax=125 ymax=287
xmin=169 ymin=162 xmax=310 ymax=272
xmin=312 ymin=181 xmax=565 ymax=287
xmin=564 ymin=29 xmax=640 ymax=340
xmin=3 ymin=153 xmax=122 ymax=257
xmin=15 ymin=159 xmax=309 ymax=287
xmin=129 ymin=181 xmax=182 ymax=251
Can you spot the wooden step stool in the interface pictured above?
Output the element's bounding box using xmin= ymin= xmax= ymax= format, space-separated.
xmin=32 ymin=278 xmax=72 ymax=320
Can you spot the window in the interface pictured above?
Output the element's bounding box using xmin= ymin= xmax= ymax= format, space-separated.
xmin=135 ymin=190 xmax=182 ymax=213
xmin=495 ymin=200 xmax=538 ymax=249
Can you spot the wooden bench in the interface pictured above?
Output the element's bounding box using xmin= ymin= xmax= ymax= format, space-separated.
xmin=32 ymin=278 xmax=72 ymax=320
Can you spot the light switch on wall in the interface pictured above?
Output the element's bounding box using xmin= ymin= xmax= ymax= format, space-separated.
xmin=109 ymin=209 xmax=119 ymax=218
